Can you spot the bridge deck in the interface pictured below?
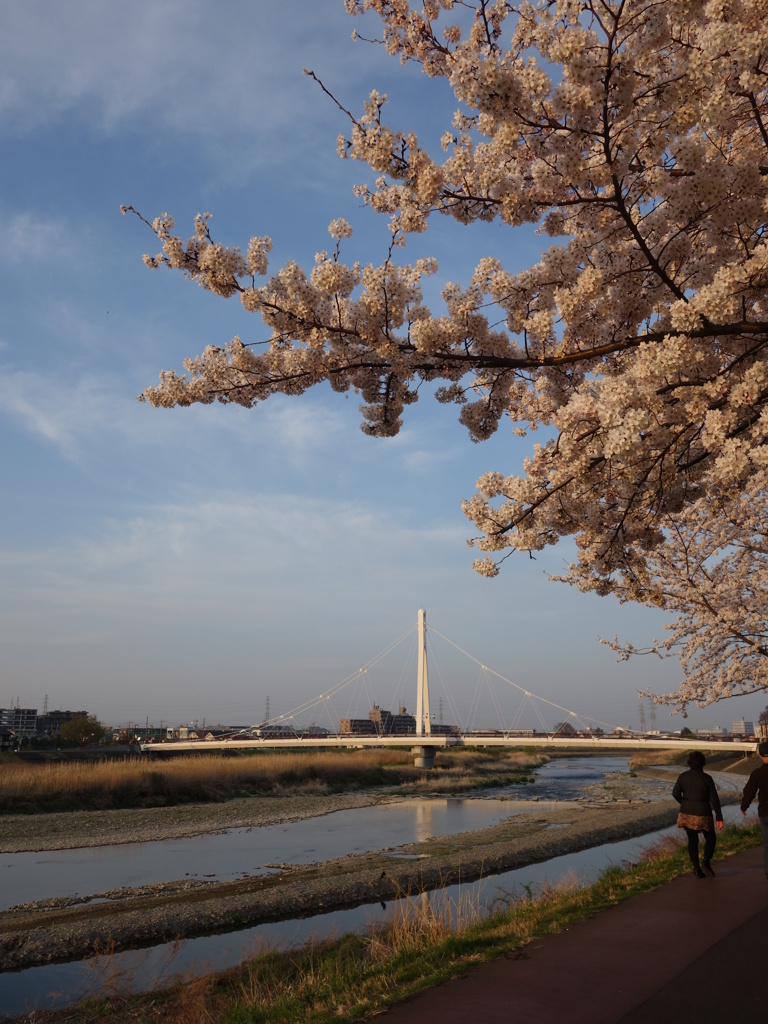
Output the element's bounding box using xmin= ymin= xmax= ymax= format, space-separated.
xmin=139 ymin=735 xmax=758 ymax=754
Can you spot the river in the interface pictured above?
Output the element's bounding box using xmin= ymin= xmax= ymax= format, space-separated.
xmin=0 ymin=756 xmax=744 ymax=1017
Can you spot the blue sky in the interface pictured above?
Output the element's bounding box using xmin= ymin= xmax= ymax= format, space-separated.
xmin=1 ymin=0 xmax=762 ymax=734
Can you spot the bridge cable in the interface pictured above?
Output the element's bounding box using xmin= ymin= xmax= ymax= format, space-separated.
xmin=427 ymin=624 xmax=618 ymax=733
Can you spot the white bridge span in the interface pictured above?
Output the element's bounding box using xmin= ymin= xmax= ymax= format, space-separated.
xmin=139 ymin=734 xmax=758 ymax=757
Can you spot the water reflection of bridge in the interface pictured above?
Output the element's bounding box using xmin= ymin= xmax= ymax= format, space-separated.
xmin=139 ymin=609 xmax=760 ymax=763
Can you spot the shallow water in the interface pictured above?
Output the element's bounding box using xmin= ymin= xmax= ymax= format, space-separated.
xmin=0 ymin=796 xmax=579 ymax=911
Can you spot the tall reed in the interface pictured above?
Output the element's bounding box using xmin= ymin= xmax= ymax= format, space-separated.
xmin=0 ymin=747 xmax=539 ymax=813
xmin=0 ymin=749 xmax=409 ymax=812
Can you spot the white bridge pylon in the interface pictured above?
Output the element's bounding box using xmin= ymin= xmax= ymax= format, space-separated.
xmin=416 ymin=608 xmax=430 ymax=738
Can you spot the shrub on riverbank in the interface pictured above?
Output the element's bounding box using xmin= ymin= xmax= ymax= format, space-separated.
xmin=0 ymin=747 xmax=541 ymax=814
xmin=12 ymin=823 xmax=761 ymax=1024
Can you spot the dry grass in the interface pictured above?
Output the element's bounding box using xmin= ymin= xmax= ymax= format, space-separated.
xmin=370 ymin=874 xmax=487 ymax=959
xmin=635 ymin=831 xmax=686 ymax=862
xmin=0 ymin=750 xmax=411 ymax=812
xmin=0 ymin=747 xmax=541 ymax=814
xmin=628 ymin=750 xmax=686 ymax=768
xmin=209 ymin=877 xmax=489 ymax=1021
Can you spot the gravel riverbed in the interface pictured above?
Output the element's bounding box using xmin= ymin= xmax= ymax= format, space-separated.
xmin=0 ymin=791 xmax=690 ymax=972
xmin=0 ymin=791 xmax=389 ymax=854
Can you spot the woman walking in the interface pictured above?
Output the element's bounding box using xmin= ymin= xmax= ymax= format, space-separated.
xmin=672 ymin=750 xmax=724 ymax=877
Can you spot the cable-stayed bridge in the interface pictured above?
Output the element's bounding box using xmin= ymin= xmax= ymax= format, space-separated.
xmin=140 ymin=610 xmax=759 ymax=761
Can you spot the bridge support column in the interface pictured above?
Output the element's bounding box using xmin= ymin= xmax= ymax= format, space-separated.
xmin=412 ymin=745 xmax=436 ymax=769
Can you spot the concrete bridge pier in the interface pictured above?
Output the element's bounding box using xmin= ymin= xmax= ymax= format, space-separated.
xmin=412 ymin=745 xmax=436 ymax=769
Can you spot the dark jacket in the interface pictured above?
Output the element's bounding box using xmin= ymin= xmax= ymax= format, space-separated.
xmin=740 ymin=762 xmax=768 ymax=818
xmin=672 ymin=767 xmax=723 ymax=821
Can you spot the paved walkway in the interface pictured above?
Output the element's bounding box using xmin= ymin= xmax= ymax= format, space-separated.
xmin=375 ymin=844 xmax=767 ymax=1024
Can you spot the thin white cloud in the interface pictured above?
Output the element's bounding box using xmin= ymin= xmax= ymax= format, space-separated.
xmin=0 ymin=367 xmax=124 ymax=458
xmin=0 ymin=357 xmax=379 ymax=475
xmin=0 ymin=370 xmax=85 ymax=453
xmin=0 ymin=491 xmax=469 ymax=643
xmin=200 ymin=395 xmax=351 ymax=465
xmin=0 ymin=1 xmax=377 ymax=168
xmin=0 ymin=385 xmax=62 ymax=445
xmin=2 ymin=210 xmax=74 ymax=266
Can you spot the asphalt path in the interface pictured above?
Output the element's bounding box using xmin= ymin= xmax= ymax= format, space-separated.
xmin=374 ymin=844 xmax=767 ymax=1024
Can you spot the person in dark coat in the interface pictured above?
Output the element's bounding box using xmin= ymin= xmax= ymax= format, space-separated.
xmin=673 ymin=750 xmax=724 ymax=877
xmin=740 ymin=740 xmax=768 ymax=880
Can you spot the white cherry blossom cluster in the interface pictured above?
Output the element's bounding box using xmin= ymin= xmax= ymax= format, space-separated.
xmin=564 ymin=477 xmax=768 ymax=711
xmin=128 ymin=1 xmax=768 ymax=704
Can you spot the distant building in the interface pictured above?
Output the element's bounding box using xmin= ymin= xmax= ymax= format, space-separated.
xmin=731 ymin=719 xmax=755 ymax=736
xmin=340 ymin=717 xmax=377 ymax=736
xmin=340 ymin=702 xmax=450 ymax=736
xmin=430 ymin=722 xmax=461 ymax=736
xmin=301 ymin=725 xmax=331 ymax=737
xmin=253 ymin=723 xmax=297 ymax=738
xmin=368 ymin=703 xmax=416 ymax=735
xmin=36 ymin=710 xmax=89 ymax=737
xmin=0 ymin=707 xmax=37 ymax=739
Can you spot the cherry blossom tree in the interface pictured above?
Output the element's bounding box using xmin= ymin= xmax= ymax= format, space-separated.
xmin=560 ymin=478 xmax=768 ymax=709
xmin=125 ymin=0 xmax=768 ymax=707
